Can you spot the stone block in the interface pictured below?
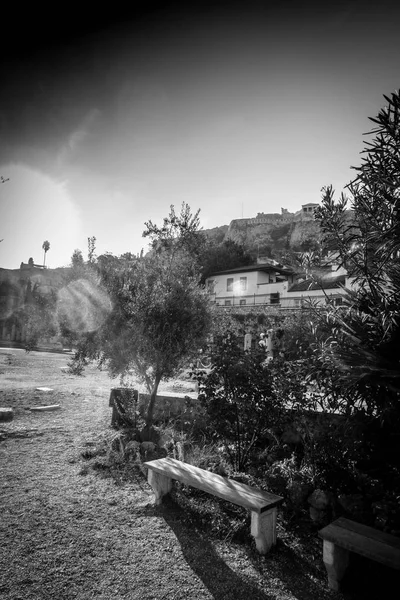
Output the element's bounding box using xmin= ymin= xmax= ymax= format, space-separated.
xmin=0 ymin=407 xmax=14 ymax=422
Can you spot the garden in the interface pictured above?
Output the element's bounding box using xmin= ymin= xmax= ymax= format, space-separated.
xmin=1 ymin=91 xmax=400 ymax=599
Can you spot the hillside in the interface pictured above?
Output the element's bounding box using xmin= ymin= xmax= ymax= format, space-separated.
xmin=203 ymin=207 xmax=323 ymax=259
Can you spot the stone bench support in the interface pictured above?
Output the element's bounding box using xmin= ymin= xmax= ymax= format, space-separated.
xmin=251 ymin=507 xmax=278 ymax=554
xmin=147 ymin=469 xmax=173 ymax=505
xmin=322 ymin=540 xmax=349 ymax=591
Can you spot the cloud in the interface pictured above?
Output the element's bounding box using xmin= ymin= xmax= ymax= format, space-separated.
xmin=57 ymin=108 xmax=101 ymax=166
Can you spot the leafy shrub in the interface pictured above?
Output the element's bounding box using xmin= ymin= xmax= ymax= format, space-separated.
xmin=197 ymin=332 xmax=284 ymax=471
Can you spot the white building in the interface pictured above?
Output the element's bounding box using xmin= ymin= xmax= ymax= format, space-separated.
xmin=206 ymin=264 xmax=296 ymax=308
xmin=205 ymin=262 xmax=351 ymax=309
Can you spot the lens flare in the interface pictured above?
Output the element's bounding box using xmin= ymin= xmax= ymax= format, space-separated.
xmin=57 ymin=278 xmax=112 ymax=332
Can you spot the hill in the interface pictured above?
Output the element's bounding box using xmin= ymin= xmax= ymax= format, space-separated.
xmin=203 ymin=205 xmax=323 ymax=260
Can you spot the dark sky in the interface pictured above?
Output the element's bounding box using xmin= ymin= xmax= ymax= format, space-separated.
xmin=1 ymin=1 xmax=400 ymax=268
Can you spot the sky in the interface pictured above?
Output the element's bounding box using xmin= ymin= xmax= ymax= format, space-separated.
xmin=1 ymin=0 xmax=400 ymax=269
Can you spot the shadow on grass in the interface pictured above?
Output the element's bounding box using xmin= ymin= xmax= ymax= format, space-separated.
xmin=146 ymin=496 xmax=274 ymax=600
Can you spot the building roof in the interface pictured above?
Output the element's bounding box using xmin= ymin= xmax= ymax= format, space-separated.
xmin=208 ymin=263 xmax=295 ymax=278
xmin=289 ymin=274 xmax=346 ymax=292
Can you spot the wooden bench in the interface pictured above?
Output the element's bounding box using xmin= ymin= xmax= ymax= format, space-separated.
xmin=319 ymin=517 xmax=400 ymax=590
xmin=144 ymin=457 xmax=283 ymax=554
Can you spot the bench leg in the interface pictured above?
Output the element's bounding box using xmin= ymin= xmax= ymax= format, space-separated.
xmin=322 ymin=540 xmax=349 ymax=591
xmin=147 ymin=469 xmax=172 ymax=505
xmin=251 ymin=508 xmax=277 ymax=554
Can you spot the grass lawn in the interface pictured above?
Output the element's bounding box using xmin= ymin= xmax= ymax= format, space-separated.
xmin=0 ymin=349 xmax=395 ymax=599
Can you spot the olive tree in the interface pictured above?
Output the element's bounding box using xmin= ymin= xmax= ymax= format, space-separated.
xmin=70 ymin=204 xmax=211 ymax=435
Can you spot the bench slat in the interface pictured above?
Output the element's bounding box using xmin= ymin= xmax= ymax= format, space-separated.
xmin=144 ymin=457 xmax=283 ymax=514
xmin=319 ymin=518 xmax=400 ymax=570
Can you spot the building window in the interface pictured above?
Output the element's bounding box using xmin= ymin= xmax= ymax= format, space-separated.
xmin=239 ymin=277 xmax=247 ymax=292
xmin=227 ymin=278 xmax=234 ymax=292
xmin=224 ymin=300 xmax=232 ymax=306
xmin=207 ymin=280 xmax=215 ymax=294
xmin=239 ymin=299 xmax=246 ymax=306
xmin=270 ymin=292 xmax=280 ymax=305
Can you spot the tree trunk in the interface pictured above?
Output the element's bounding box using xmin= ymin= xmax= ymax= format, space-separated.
xmin=145 ymin=373 xmax=162 ymax=428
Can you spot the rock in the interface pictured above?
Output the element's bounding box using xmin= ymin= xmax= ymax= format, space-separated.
xmin=309 ymin=506 xmax=327 ymax=524
xmin=140 ymin=442 xmax=167 ymax=462
xmin=0 ymin=407 xmax=14 ymax=422
xmin=308 ymin=489 xmax=332 ymax=510
xmin=141 ymin=441 xmax=156 ymax=453
xmin=29 ymin=405 xmax=60 ymax=412
xmin=288 ymin=480 xmax=313 ymax=508
xmin=281 ymin=425 xmax=302 ymax=445
xmin=125 ymin=440 xmax=141 ymax=454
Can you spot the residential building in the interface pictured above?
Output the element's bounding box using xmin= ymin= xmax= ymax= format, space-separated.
xmin=206 ymin=261 xmax=352 ymax=309
xmin=205 ymin=263 xmax=296 ymax=308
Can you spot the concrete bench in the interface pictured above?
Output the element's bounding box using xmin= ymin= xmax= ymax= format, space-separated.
xmin=144 ymin=457 xmax=283 ymax=554
xmin=319 ymin=516 xmax=400 ymax=590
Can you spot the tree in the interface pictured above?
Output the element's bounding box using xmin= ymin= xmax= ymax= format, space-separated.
xmin=42 ymin=240 xmax=50 ymax=267
xmin=199 ymin=239 xmax=253 ymax=284
xmin=70 ymin=204 xmax=212 ymax=437
xmin=23 ymin=282 xmax=58 ymax=351
xmin=87 ymin=236 xmax=97 ymax=264
xmin=71 ymin=249 xmax=84 ymax=270
xmin=314 ymin=90 xmax=400 ymax=421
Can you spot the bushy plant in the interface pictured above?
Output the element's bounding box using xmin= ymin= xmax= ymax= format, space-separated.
xmin=197 ymin=331 xmax=283 ymax=471
xmin=314 ymin=91 xmax=400 ymax=423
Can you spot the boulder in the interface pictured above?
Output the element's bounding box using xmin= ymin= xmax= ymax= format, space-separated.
xmin=308 ymin=489 xmax=333 ymax=524
xmin=308 ymin=489 xmax=332 ymax=510
xmin=288 ymin=480 xmax=313 ymax=508
xmin=141 ymin=441 xmax=156 ymax=453
xmin=309 ymin=506 xmax=327 ymax=524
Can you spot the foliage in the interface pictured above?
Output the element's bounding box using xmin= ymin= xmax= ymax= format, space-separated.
xmin=199 ymin=239 xmax=253 ymax=284
xmin=197 ymin=331 xmax=282 ymax=471
xmin=70 ymin=249 xmax=85 ymax=271
xmin=292 ymin=90 xmax=400 ymax=512
xmin=87 ymin=236 xmax=97 ymax=264
xmin=42 ymin=240 xmax=50 ymax=266
xmin=69 ymin=204 xmax=212 ymax=432
xmin=23 ymin=282 xmax=58 ymax=351
xmin=314 ymin=90 xmax=400 ymax=423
